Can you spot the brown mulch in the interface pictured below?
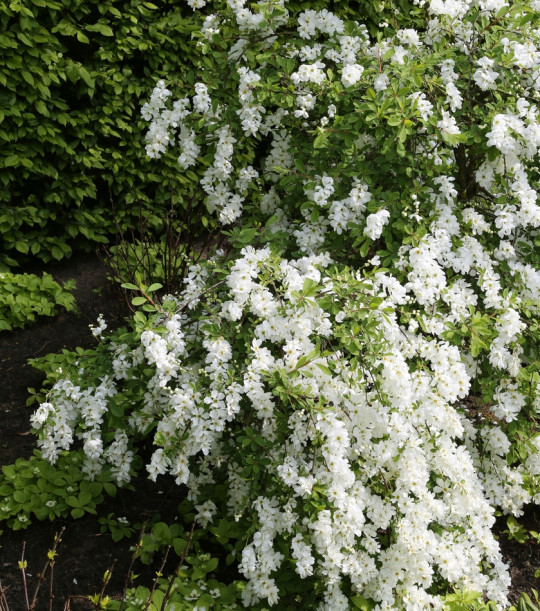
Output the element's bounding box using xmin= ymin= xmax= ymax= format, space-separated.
xmin=0 ymin=253 xmax=539 ymax=608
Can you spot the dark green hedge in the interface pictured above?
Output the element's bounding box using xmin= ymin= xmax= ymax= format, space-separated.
xmin=0 ymin=0 xmax=412 ymax=269
xmin=0 ymin=0 xmax=203 ymax=268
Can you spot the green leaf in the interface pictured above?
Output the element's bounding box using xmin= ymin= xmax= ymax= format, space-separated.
xmin=351 ymin=595 xmax=375 ymax=610
xmin=315 ymin=362 xmax=332 ymax=376
xmin=35 ymin=100 xmax=49 ymax=116
xmin=15 ymin=241 xmax=29 ymax=254
xmin=313 ymin=130 xmax=329 ymax=149
xmin=78 ymin=491 xmax=92 ymax=506
xmin=86 ymin=23 xmax=114 ymax=36
xmin=387 ymin=116 xmax=402 ymax=126
xmin=78 ymin=65 xmax=94 ymax=89
xmin=4 ymin=155 xmax=19 ymax=167
xmin=51 ymin=246 xmax=64 ymax=260
xmin=66 ymin=495 xmax=79 ymax=507
xmin=103 ymin=483 xmax=117 ymax=497
xmin=76 ymin=30 xmax=90 ymax=44
xmin=22 ymin=71 xmax=34 ymax=86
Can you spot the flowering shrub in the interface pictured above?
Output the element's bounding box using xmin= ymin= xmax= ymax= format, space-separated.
xmin=29 ymin=0 xmax=540 ymax=608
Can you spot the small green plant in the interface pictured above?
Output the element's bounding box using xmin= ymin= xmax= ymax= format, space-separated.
xmin=100 ymin=520 xmax=243 ymax=611
xmin=443 ymin=590 xmax=540 ymax=611
xmin=509 ymin=590 xmax=540 ymax=611
xmin=99 ymin=514 xmax=139 ymax=543
xmin=0 ymin=272 xmax=76 ymax=331
xmin=504 ymin=516 xmax=531 ymax=545
xmin=0 ymin=451 xmax=116 ymax=529
xmin=443 ymin=590 xmax=498 ymax=610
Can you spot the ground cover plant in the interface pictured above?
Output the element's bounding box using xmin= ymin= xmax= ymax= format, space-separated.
xmin=0 ymin=272 xmax=76 ymax=331
xmin=2 ymin=0 xmax=540 ymax=608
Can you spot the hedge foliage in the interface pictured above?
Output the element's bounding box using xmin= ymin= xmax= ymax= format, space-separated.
xmin=0 ymin=0 xmax=206 ymax=268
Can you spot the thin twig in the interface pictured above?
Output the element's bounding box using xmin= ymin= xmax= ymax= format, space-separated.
xmin=48 ymin=551 xmax=55 ymax=611
xmin=97 ymin=560 xmax=115 ymax=609
xmin=19 ymin=542 xmax=29 ymax=610
xmin=29 ymin=526 xmax=65 ymax=611
xmin=143 ymin=546 xmax=171 ymax=611
xmin=0 ymin=581 xmax=11 ymax=611
xmin=118 ymin=524 xmax=147 ymax=611
xmin=160 ymin=518 xmax=197 ymax=611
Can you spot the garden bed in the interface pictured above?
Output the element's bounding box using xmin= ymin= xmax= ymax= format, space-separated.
xmin=0 ymin=259 xmax=539 ymax=608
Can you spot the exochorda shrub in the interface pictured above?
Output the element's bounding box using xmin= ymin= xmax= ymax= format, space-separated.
xmin=28 ymin=0 xmax=540 ymax=609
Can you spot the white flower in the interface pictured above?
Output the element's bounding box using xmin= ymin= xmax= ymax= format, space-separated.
xmin=473 ymin=57 xmax=499 ymax=91
xmin=291 ymin=62 xmax=326 ymax=85
xmin=195 ymin=500 xmax=218 ymax=528
xmin=364 ymin=209 xmax=390 ymax=240
xmin=341 ymin=64 xmax=364 ymax=87
xmin=374 ymin=73 xmax=390 ymax=92
xmin=89 ymin=314 xmax=107 ymax=337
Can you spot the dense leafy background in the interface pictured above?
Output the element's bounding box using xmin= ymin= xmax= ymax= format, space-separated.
xmin=0 ymin=0 xmax=207 ymax=268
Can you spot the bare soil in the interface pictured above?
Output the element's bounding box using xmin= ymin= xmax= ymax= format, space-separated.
xmin=0 ymin=253 xmax=539 ymax=609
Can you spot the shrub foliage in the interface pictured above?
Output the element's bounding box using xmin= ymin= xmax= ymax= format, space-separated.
xmin=1 ymin=0 xmax=540 ymax=609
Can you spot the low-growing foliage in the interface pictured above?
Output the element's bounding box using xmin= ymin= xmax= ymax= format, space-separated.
xmin=99 ymin=513 xmax=139 ymax=543
xmin=0 ymin=451 xmax=116 ymax=529
xmin=0 ymin=273 xmax=76 ymax=331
